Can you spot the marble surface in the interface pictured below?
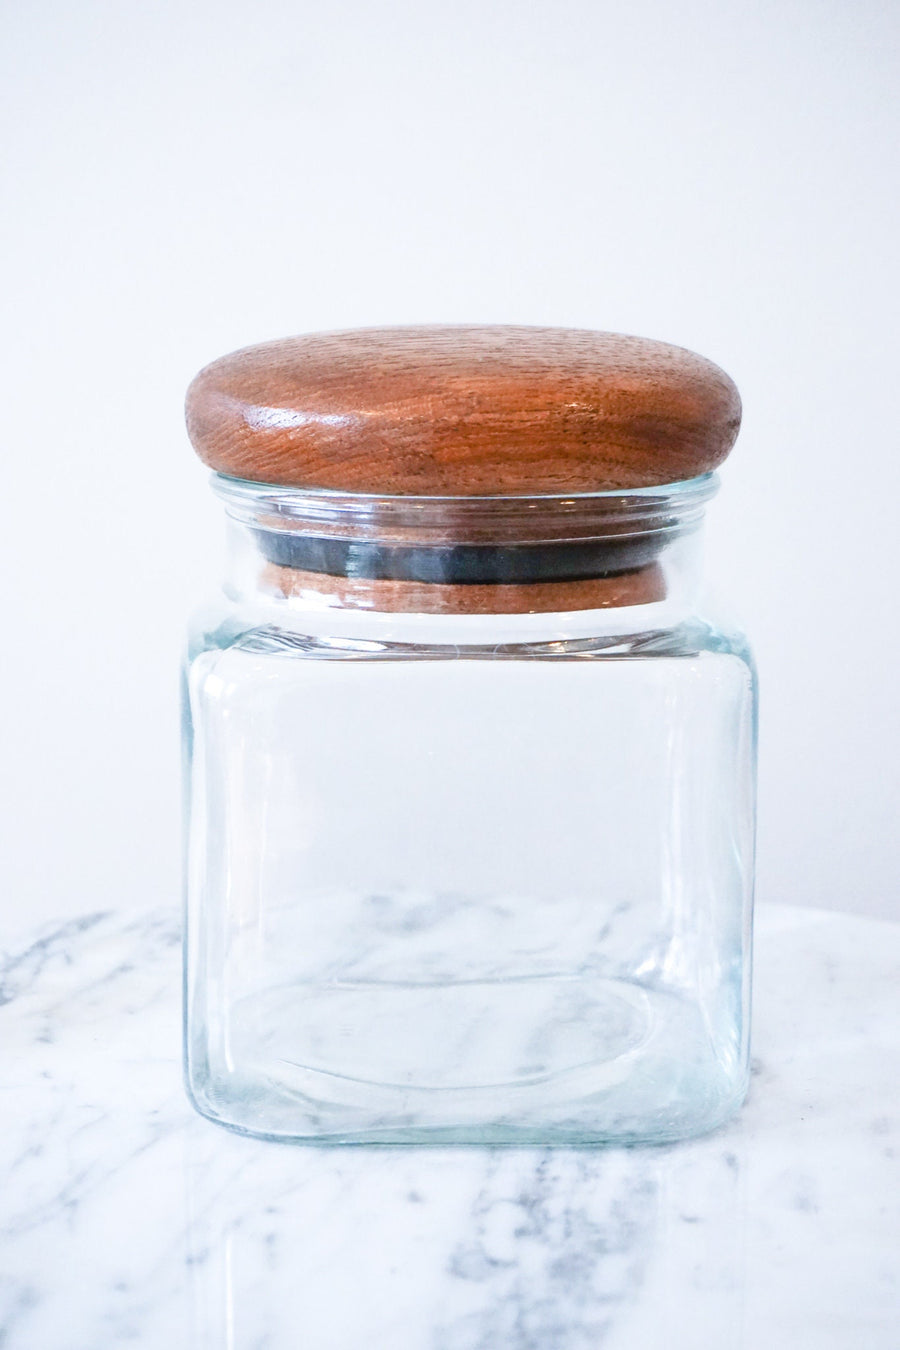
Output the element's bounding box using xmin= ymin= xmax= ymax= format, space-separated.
xmin=1 ymin=904 xmax=898 ymax=1349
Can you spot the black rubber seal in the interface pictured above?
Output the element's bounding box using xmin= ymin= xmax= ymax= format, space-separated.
xmin=253 ymin=531 xmax=666 ymax=584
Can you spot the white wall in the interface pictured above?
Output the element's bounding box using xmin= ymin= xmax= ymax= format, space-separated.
xmin=1 ymin=0 xmax=898 ymax=936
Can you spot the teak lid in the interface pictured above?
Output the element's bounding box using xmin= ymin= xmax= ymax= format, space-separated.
xmin=185 ymin=326 xmax=741 ymax=496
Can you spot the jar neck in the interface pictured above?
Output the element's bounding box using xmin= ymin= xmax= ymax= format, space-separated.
xmin=214 ymin=473 xmax=716 ymax=624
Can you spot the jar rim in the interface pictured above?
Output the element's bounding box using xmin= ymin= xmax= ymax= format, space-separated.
xmin=212 ymin=471 xmax=718 ymax=544
xmin=212 ymin=470 xmax=718 ymax=510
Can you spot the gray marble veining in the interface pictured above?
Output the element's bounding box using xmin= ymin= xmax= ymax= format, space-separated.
xmin=1 ymin=904 xmax=898 ymax=1348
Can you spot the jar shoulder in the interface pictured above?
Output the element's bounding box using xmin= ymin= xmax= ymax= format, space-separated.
xmin=185 ymin=594 xmax=755 ymax=676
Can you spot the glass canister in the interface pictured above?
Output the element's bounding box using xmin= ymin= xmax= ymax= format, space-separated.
xmin=182 ymin=326 xmax=756 ymax=1144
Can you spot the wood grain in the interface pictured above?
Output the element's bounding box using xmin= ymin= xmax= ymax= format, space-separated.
xmin=186 ymin=326 xmax=741 ymax=495
xmin=261 ymin=562 xmax=667 ymax=614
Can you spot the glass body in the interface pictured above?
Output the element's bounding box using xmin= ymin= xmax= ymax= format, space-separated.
xmin=184 ymin=475 xmax=756 ymax=1144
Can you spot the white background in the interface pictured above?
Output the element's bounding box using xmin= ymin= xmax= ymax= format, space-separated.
xmin=1 ymin=0 xmax=897 ymax=935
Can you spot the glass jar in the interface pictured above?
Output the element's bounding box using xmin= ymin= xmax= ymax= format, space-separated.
xmin=182 ymin=327 xmax=756 ymax=1144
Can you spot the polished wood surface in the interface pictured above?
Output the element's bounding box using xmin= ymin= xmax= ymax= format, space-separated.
xmin=186 ymin=326 xmax=740 ymax=495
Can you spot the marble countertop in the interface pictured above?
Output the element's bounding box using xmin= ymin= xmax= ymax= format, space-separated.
xmin=2 ymin=903 xmax=898 ymax=1348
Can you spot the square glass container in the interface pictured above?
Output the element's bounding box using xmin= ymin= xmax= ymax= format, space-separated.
xmin=182 ymin=326 xmax=756 ymax=1144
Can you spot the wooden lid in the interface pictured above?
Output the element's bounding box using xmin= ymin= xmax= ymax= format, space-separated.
xmin=185 ymin=326 xmax=741 ymax=496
